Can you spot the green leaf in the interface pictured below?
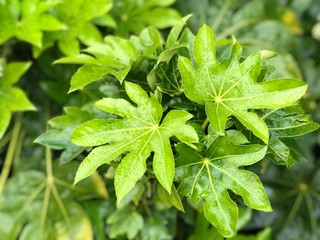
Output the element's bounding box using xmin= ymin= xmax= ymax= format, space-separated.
xmin=230 ymin=227 xmax=272 ymax=240
xmin=35 ymin=106 xmax=107 ymax=163
xmin=0 ymin=0 xmax=63 ymax=47
xmin=153 ymin=55 xmax=184 ymax=96
xmin=107 ymin=205 xmax=144 ymax=240
xmin=261 ymin=106 xmax=319 ymax=166
xmin=0 ymin=61 xmax=35 ymax=138
xmin=0 ymin=161 xmax=107 ymax=240
xmin=34 ymin=0 xmax=112 ymax=56
xmin=55 ymin=26 xmax=165 ymax=92
xmin=147 ymin=15 xmax=191 ymax=90
xmin=157 ymin=183 xmax=184 ymax=211
xmin=175 ymin=137 xmax=271 ymax=238
xmin=72 ymin=81 xmax=198 ymax=202
xmin=111 ymin=0 xmax=181 ymax=37
xmin=56 ymin=36 xmax=139 ymax=92
xmin=178 ymin=24 xmax=307 ymax=143
xmin=140 ymin=216 xmax=172 ymax=240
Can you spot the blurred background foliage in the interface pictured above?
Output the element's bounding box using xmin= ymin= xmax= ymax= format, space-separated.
xmin=0 ymin=0 xmax=319 ymax=239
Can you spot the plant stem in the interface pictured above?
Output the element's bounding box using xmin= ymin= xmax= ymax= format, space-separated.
xmin=212 ymin=0 xmax=231 ymax=32
xmin=45 ymin=146 xmax=53 ymax=178
xmin=202 ymin=118 xmax=209 ymax=130
xmin=216 ymin=18 xmax=260 ymax=40
xmin=0 ymin=120 xmax=21 ymax=193
xmin=0 ymin=130 xmax=12 ymax=149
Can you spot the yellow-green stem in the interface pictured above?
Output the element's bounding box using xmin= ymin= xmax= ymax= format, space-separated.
xmin=0 ymin=120 xmax=21 ymax=193
xmin=202 ymin=118 xmax=210 ymax=130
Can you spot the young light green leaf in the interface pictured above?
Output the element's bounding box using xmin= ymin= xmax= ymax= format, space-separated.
xmin=0 ymin=61 xmax=35 ymax=138
xmin=175 ymin=137 xmax=271 ymax=238
xmin=71 ymin=81 xmax=198 ymax=202
xmin=111 ymin=0 xmax=181 ymax=37
xmin=33 ymin=0 xmax=112 ymax=56
xmin=56 ymin=36 xmax=138 ymax=92
xmin=178 ymin=24 xmax=308 ymax=143
xmin=0 ymin=0 xmax=63 ymax=47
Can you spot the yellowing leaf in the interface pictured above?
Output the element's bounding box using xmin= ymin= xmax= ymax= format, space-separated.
xmin=178 ymin=24 xmax=307 ymax=143
xmin=71 ymin=81 xmax=198 ymax=202
xmin=175 ymin=137 xmax=272 ymax=238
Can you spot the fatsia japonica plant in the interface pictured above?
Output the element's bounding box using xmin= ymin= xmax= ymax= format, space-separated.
xmin=36 ymin=18 xmax=319 ymax=238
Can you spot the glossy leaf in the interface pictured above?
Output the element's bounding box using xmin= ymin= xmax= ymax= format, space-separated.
xmin=0 ymin=0 xmax=63 ymax=47
xmin=0 ymin=61 xmax=35 ymax=138
xmin=72 ymin=81 xmax=198 ymax=202
xmin=175 ymin=137 xmax=271 ymax=237
xmin=178 ymin=24 xmax=307 ymax=143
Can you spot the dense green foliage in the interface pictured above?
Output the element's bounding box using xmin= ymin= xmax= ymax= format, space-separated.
xmin=0 ymin=0 xmax=320 ymax=239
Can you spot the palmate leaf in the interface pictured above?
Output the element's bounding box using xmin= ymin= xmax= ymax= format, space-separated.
xmin=261 ymin=105 xmax=319 ymax=166
xmin=0 ymin=161 xmax=107 ymax=240
xmin=55 ymin=26 xmax=163 ymax=92
xmin=71 ymin=81 xmax=198 ymax=202
xmin=111 ymin=0 xmax=181 ymax=37
xmin=175 ymin=136 xmax=272 ymax=238
xmin=33 ymin=0 xmax=113 ymax=57
xmin=0 ymin=61 xmax=35 ymax=138
xmin=0 ymin=0 xmax=63 ymax=47
xmin=178 ymin=24 xmax=307 ymax=143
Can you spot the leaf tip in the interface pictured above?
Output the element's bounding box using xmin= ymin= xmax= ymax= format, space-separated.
xmin=260 ymin=50 xmax=278 ymax=60
xmin=68 ymin=86 xmax=78 ymax=93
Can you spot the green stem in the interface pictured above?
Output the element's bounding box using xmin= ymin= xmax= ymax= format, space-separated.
xmin=216 ymin=18 xmax=260 ymax=40
xmin=0 ymin=120 xmax=21 ymax=193
xmin=202 ymin=118 xmax=209 ymax=130
xmin=0 ymin=129 xmax=12 ymax=149
xmin=305 ymin=192 xmax=318 ymax=239
xmin=212 ymin=0 xmax=232 ymax=32
xmin=45 ymin=146 xmax=53 ymax=178
xmin=13 ymin=128 xmax=25 ymax=175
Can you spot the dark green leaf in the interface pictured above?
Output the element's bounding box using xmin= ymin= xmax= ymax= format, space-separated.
xmin=261 ymin=106 xmax=319 ymax=166
xmin=175 ymin=137 xmax=271 ymax=237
